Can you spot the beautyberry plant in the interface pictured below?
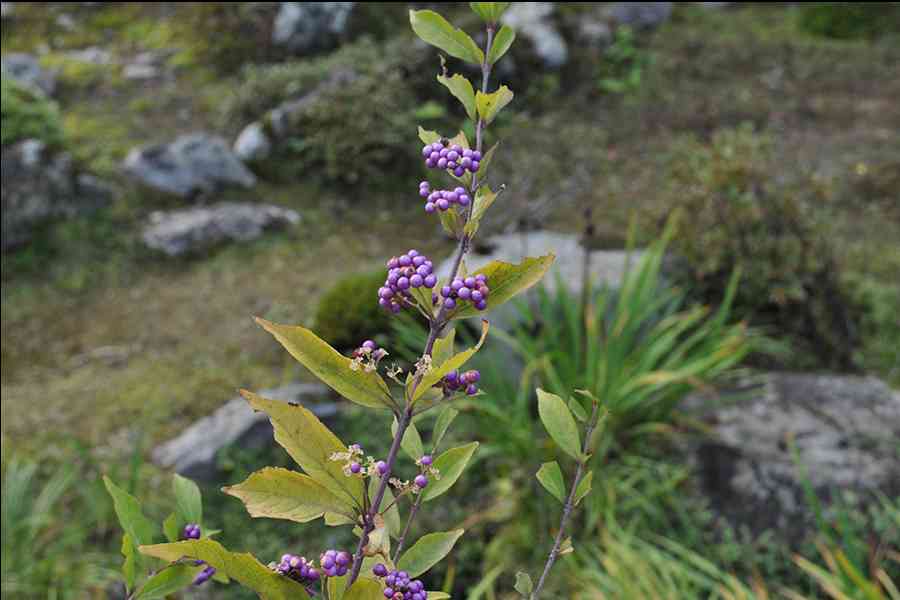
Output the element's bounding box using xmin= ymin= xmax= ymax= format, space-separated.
xmin=102 ymin=4 xmax=598 ymax=599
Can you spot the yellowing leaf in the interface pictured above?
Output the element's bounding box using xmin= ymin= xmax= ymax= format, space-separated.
xmin=241 ymin=390 xmax=364 ymax=510
xmin=223 ymin=467 xmax=355 ymax=524
xmin=411 ymin=320 xmax=489 ymax=402
xmin=255 ymin=318 xmax=393 ymax=410
xmin=452 ymin=255 xmax=555 ymax=320
xmin=475 ymin=86 xmax=513 ymax=124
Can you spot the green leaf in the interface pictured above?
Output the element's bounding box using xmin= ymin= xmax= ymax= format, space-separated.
xmin=470 ymin=2 xmax=511 ymax=22
xmin=537 ymin=389 xmax=582 ymax=461
xmin=423 ymin=442 xmax=479 ymax=502
xmin=103 ymin=476 xmax=158 ymax=547
xmin=535 ymin=461 xmax=566 ymax=504
xmin=568 ymin=396 xmax=589 ymax=423
xmin=514 ymin=571 xmax=534 ymax=597
xmin=438 ymin=206 xmax=465 ymax=239
xmin=464 ymin=185 xmax=499 ymax=236
xmin=397 ymin=530 xmax=465 ymax=578
xmin=140 ymin=539 xmax=310 ymax=600
xmin=452 ymin=254 xmax=555 ymax=319
xmin=432 ymin=329 xmax=456 ymax=367
xmin=241 ymin=390 xmax=364 ymax=510
xmin=437 ymin=73 xmax=477 ymax=121
xmin=474 ymin=141 xmax=499 ymax=179
xmin=121 ymin=534 xmax=137 ymax=592
xmin=412 ymin=320 xmax=489 ymax=402
xmin=392 ymin=417 xmax=425 ymax=460
xmin=172 ymin=473 xmax=202 ymax=526
xmin=475 ymin=86 xmax=513 ymax=125
xmin=409 ymin=9 xmax=484 ymax=65
xmin=223 ymin=467 xmax=355 ymax=524
xmin=573 ymin=471 xmax=593 ymax=506
xmin=418 ymin=126 xmax=441 ymax=145
xmin=487 ymin=25 xmax=515 ymax=65
xmin=344 ymin=577 xmax=384 ymax=600
xmin=163 ymin=513 xmax=180 ymax=543
xmin=327 ymin=573 xmax=349 ymax=600
xmin=255 ymin=318 xmax=393 ymax=410
xmin=135 ymin=564 xmax=202 ymax=600
xmin=428 ymin=593 xmax=451 ymax=600
xmin=325 ymin=512 xmax=355 ymax=527
xmin=432 ymin=405 xmax=459 ymax=452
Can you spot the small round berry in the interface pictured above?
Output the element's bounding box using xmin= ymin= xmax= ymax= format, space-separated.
xmin=414 ymin=474 xmax=428 ymax=488
xmin=454 ymin=166 xmax=466 ymax=177
xmin=458 ymin=287 xmax=471 ymax=300
xmin=424 ymin=274 xmax=437 ymax=288
xmin=410 ymin=274 xmax=424 ymax=288
xmin=397 ymin=277 xmax=410 ymax=290
xmin=376 ymin=460 xmax=388 ymax=475
xmin=413 ymin=255 xmax=426 ymax=267
xmin=464 ymin=276 xmax=476 ymax=288
xmin=425 ymin=158 xmax=436 ymax=168
xmin=471 ymin=290 xmax=483 ymax=302
xmin=407 ymin=249 xmax=419 ymax=257
xmin=437 ymin=158 xmax=448 ymax=169
xmin=447 ymin=150 xmax=459 ymax=162
xmin=336 ymin=551 xmax=351 ymax=567
xmin=425 ymin=202 xmax=436 ymax=213
xmin=444 ymin=297 xmax=456 ymax=309
xmin=445 ymin=371 xmax=459 ymax=383
xmin=466 ymin=384 xmax=478 ymax=395
xmin=363 ymin=340 xmax=377 ymax=350
xmin=461 ymin=156 xmax=472 ymax=168
xmin=321 ymin=555 xmax=335 ymax=569
xmin=450 ymin=144 xmax=462 ymax=153
xmin=350 ymin=462 xmax=361 ymax=474
xmin=437 ymin=198 xmax=450 ymax=211
xmin=439 ymin=147 xmax=449 ymax=158
xmin=308 ymin=568 xmax=319 ymax=581
xmin=471 ymin=160 xmax=480 ymax=172
xmin=451 ymin=279 xmax=464 ymax=291
xmin=398 ymin=255 xmax=412 ymax=267
xmin=440 ymin=285 xmax=451 ymax=298
xmin=420 ymin=455 xmax=433 ymax=466
xmin=458 ymin=194 xmax=471 ymax=206
xmin=373 ymin=563 xmax=388 ymax=577
xmin=416 ymin=264 xmax=431 ymax=276
xmin=475 ymin=299 xmax=488 ymax=310
xmin=467 ymin=370 xmax=481 ymax=383
xmin=384 ymin=589 xmax=394 ymax=599
xmin=472 ymin=150 xmax=482 ymax=161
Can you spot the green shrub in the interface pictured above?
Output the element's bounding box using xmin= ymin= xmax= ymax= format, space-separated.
xmin=798 ymin=3 xmax=900 ymax=40
xmin=313 ymin=269 xmax=392 ymax=351
xmin=660 ymin=124 xmax=863 ymax=371
xmin=171 ymin=3 xmax=278 ymax=72
xmin=0 ymin=77 xmax=64 ymax=148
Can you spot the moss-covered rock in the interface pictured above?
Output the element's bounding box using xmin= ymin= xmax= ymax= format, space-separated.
xmin=1 ymin=77 xmax=64 ymax=148
xmin=314 ymin=269 xmax=392 ymax=351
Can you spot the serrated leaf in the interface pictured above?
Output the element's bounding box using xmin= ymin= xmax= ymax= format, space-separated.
xmin=423 ymin=442 xmax=479 ymax=502
xmin=344 ymin=577 xmax=384 ymax=600
xmin=121 ymin=534 xmax=137 ymax=592
xmin=412 ymin=321 xmax=489 ymax=402
xmin=104 ymin=476 xmax=157 ymax=547
xmin=568 ymin=396 xmax=588 ymax=423
xmin=135 ymin=564 xmax=202 ymax=600
xmin=488 ymin=25 xmax=515 ymax=65
xmin=241 ymin=390 xmax=364 ymax=510
xmin=392 ymin=417 xmax=424 ymax=460
xmin=573 ymin=471 xmax=593 ymax=506
xmin=537 ymin=389 xmax=582 ymax=461
xmin=464 ymin=185 xmax=498 ymax=236
xmin=470 ymin=2 xmax=511 ymax=22
xmin=432 ymin=405 xmax=459 ymax=452
xmin=163 ymin=513 xmax=180 ymax=543
xmin=452 ymin=254 xmax=555 ymax=319
xmin=475 ymin=86 xmax=513 ymax=125
xmin=438 ymin=73 xmax=477 ymax=121
xmin=140 ymin=539 xmax=310 ymax=600
xmin=536 ymin=462 xmax=566 ymax=504
xmin=223 ymin=467 xmax=355 ymax=524
xmin=418 ymin=126 xmax=441 ymax=145
xmin=172 ymin=474 xmax=202 ymax=527
xmin=255 ymin=318 xmax=393 ymax=410
xmin=397 ymin=530 xmax=465 ymax=578
xmin=514 ymin=571 xmax=534 ymax=596
xmin=410 ymin=9 xmax=484 ymax=65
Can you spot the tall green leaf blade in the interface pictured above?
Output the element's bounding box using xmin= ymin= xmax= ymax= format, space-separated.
xmin=134 ymin=564 xmax=202 ymax=600
xmin=103 ymin=476 xmax=158 ymax=547
xmin=475 ymin=86 xmax=513 ymax=124
xmin=452 ymin=255 xmax=555 ymax=320
xmin=487 ymin=25 xmax=515 ymax=64
xmin=241 ymin=390 xmax=364 ymax=510
xmin=537 ymin=389 xmax=582 ymax=461
xmin=255 ymin=318 xmax=393 ymax=410
xmin=223 ymin=467 xmax=355 ymax=523
xmin=172 ymin=474 xmax=202 ymax=526
xmin=140 ymin=539 xmax=310 ymax=600
xmin=412 ymin=321 xmax=489 ymax=401
xmin=397 ymin=530 xmax=465 ymax=578
xmin=535 ymin=462 xmax=566 ymax=504
xmin=423 ymin=442 xmax=479 ymax=502
xmin=437 ymin=73 xmax=477 ymax=121
xmin=410 ymin=10 xmax=484 ymax=65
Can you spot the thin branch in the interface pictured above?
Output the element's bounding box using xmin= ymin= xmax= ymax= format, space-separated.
xmin=392 ymin=493 xmax=424 ymax=562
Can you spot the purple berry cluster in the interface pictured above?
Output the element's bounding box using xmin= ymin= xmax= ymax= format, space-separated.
xmin=439 ymin=274 xmax=489 ymax=311
xmin=440 ymin=369 xmax=481 ymax=396
xmin=419 ymin=182 xmax=471 ymax=214
xmin=319 ymin=549 xmax=352 ymax=578
xmin=182 ymin=523 xmax=201 ymax=540
xmin=274 ymin=554 xmax=320 ymax=585
xmin=193 ymin=565 xmax=217 ymax=586
xmin=378 ymin=250 xmax=437 ymax=314
xmin=422 ymin=141 xmax=482 ymax=177
xmin=373 ymin=564 xmax=427 ymax=600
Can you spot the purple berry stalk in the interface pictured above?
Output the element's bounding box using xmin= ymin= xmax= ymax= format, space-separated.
xmin=346 ymin=22 xmax=500 ymax=588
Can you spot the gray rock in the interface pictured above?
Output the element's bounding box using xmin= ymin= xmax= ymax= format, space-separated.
xmin=234 ymin=122 xmax=272 ymax=163
xmin=608 ymin=2 xmax=673 ymax=30
xmin=64 ymin=47 xmax=114 ymax=65
xmin=502 ymin=2 xmax=568 ymax=69
xmin=578 ymin=20 xmax=614 ymax=48
xmin=2 ymin=139 xmax=112 ymax=250
xmin=122 ymin=63 xmax=157 ymax=80
xmin=142 ymin=202 xmax=300 ymax=257
xmin=123 ymin=133 xmax=256 ymax=198
xmin=151 ymin=383 xmax=335 ymax=481
xmin=1 ymin=53 xmax=56 ymax=96
xmin=688 ymin=373 xmax=900 ymax=540
xmin=273 ymin=2 xmax=355 ymax=55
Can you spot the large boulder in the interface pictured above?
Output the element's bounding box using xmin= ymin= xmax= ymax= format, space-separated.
xmin=689 ymin=373 xmax=900 ymax=540
xmin=2 ymin=139 xmax=112 ymax=251
xmin=1 ymin=53 xmax=56 ymax=96
xmin=142 ymin=202 xmax=300 ymax=257
xmin=123 ymin=133 xmax=256 ymax=198
xmin=272 ymin=2 xmax=355 ymax=55
xmin=502 ymin=2 xmax=568 ymax=69
xmin=151 ymin=383 xmax=334 ymax=481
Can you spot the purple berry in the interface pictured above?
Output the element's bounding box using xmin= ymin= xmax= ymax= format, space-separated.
xmin=420 ymin=455 xmax=433 ymax=466
xmin=376 ymin=460 xmax=388 ymax=475
xmin=322 ymin=555 xmax=335 ymax=569
xmin=444 ymin=297 xmax=456 ymax=310
xmin=384 ymin=589 xmax=394 ymax=599
xmin=466 ymin=384 xmax=478 ymax=395
xmin=475 ymin=299 xmax=488 ymax=310
xmin=414 ymin=475 xmax=428 ymax=489
xmin=336 ymin=551 xmax=351 ymax=567
xmin=440 ymin=285 xmax=451 ymax=298
xmin=363 ymin=340 xmax=376 ymax=350
xmin=397 ymin=277 xmax=410 ymax=290
xmin=437 ymin=198 xmax=450 ymax=211
xmin=451 ymin=144 xmax=462 ymax=153
xmin=472 ymin=150 xmax=482 ymax=161
xmin=410 ymin=274 xmax=424 ymax=287
xmin=454 ymin=166 xmax=466 ymax=176
xmin=451 ymin=279 xmax=464 ymax=291
xmin=471 ymin=290 xmax=483 ymax=302
xmin=458 ymin=287 xmax=471 ymax=300
xmin=425 ymin=202 xmax=436 ymax=213
xmin=413 ymin=255 xmax=426 ymax=267
xmin=437 ymin=158 xmax=448 ymax=169
xmin=464 ymin=277 xmax=476 ymax=287
xmin=350 ymin=462 xmax=361 ymax=474
xmin=471 ymin=160 xmax=480 ymax=172
xmin=374 ymin=563 xmax=388 ymax=577
xmin=425 ymin=158 xmax=436 ymax=168
xmin=467 ymin=370 xmax=481 ymax=383
xmin=398 ymin=255 xmax=412 ymax=267
xmin=459 ymin=194 xmax=471 ymax=206
xmin=424 ymin=274 xmax=437 ymax=288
